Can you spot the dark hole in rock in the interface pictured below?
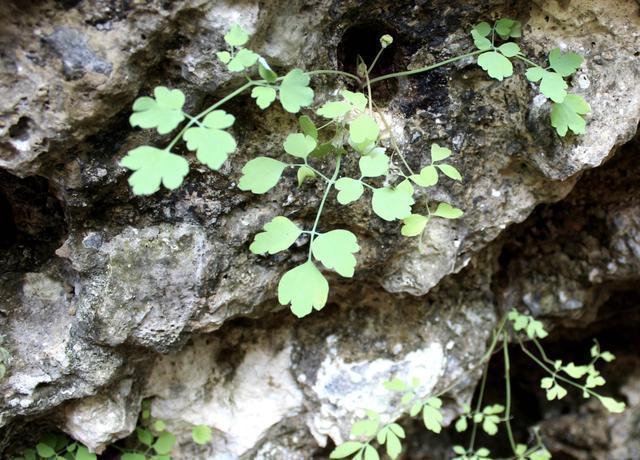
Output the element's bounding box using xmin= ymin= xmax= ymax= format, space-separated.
xmin=8 ymin=116 xmax=33 ymax=141
xmin=0 ymin=171 xmax=67 ymax=267
xmin=337 ymin=21 xmax=399 ymax=104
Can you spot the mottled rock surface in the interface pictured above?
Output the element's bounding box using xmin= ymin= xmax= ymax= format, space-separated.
xmin=0 ymin=0 xmax=639 ymax=458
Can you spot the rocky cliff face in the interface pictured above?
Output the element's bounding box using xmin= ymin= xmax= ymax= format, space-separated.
xmin=0 ymin=0 xmax=639 ymax=458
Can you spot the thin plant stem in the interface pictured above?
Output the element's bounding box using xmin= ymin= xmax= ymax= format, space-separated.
xmin=369 ymin=51 xmax=483 ymax=84
xmin=372 ymin=100 xmax=415 ymax=176
xmin=503 ymin=334 xmax=517 ymax=452
xmin=469 ymin=358 xmax=490 ymax=451
xmin=305 ymin=69 xmax=361 ymax=83
xmin=166 ymin=81 xmax=255 ymax=151
xmin=308 ymin=155 xmax=342 ymax=260
xmin=367 ymin=46 xmax=385 ymax=75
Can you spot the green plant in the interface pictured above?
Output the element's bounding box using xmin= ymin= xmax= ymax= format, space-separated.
xmin=11 ymin=402 xmax=213 ymax=460
xmin=122 ymin=19 xmax=589 ymax=318
xmin=330 ymin=310 xmax=625 ymax=460
xmin=13 ymin=433 xmax=97 ymax=460
xmin=115 ymin=400 xmax=213 ymax=459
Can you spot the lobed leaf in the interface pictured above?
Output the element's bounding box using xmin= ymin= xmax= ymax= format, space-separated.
xmin=284 ymin=133 xmax=317 ymax=160
xmin=224 ymin=24 xmax=249 ymax=47
xmin=551 ymin=93 xmax=591 ymax=137
xmin=227 ymin=48 xmax=259 ymax=72
xmin=431 ymin=143 xmax=452 ymax=162
xmin=411 ymin=165 xmax=438 ymax=187
xmin=250 ymin=216 xmax=302 ymax=255
xmin=349 ymin=114 xmax=379 ymax=144
xmin=372 ymin=186 xmax=414 ymax=221
xmin=311 ymin=230 xmax=360 ymax=277
xmin=432 ymin=203 xmax=463 ymax=219
xmin=477 ymin=51 xmax=513 ymax=81
xmin=238 ymin=157 xmax=287 ymax=194
xmin=335 ymin=178 xmax=364 ymax=205
xmin=130 ymin=87 xmax=185 ymax=135
xmin=251 ymin=86 xmax=277 ymax=109
xmin=359 ymin=148 xmax=389 ymax=177
xmin=121 ymin=146 xmax=189 ymax=195
xmin=401 ymin=214 xmax=429 ymax=237
xmin=279 ymin=69 xmax=315 ymax=113
xmin=548 ymin=48 xmax=583 ymax=77
xmin=330 ymin=442 xmax=364 ymax=459
xmin=278 ymin=261 xmax=329 ymax=317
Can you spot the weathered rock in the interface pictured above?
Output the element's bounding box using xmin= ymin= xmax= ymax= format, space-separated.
xmin=0 ymin=0 xmax=639 ymax=457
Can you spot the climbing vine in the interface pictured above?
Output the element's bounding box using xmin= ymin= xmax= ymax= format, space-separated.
xmin=330 ymin=310 xmax=625 ymax=460
xmin=121 ymin=18 xmax=590 ymax=318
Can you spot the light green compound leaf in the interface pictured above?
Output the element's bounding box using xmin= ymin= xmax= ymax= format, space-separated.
xmin=284 ymin=133 xmax=317 ymax=160
xmin=495 ymin=18 xmax=519 ymax=39
xmin=364 ymin=445 xmax=380 ymax=460
xmin=551 ymin=93 xmax=591 ymax=137
xmin=216 ymin=51 xmax=231 ymax=64
xmin=411 ymin=165 xmax=438 ymax=187
xmin=136 ymin=427 xmax=153 ymax=446
xmin=389 ymin=423 xmax=405 ymax=438
xmin=153 ymin=431 xmax=176 ymax=455
xmin=250 ymin=216 xmax=302 ymax=255
xmin=385 ymin=432 xmax=402 ymax=459
xmin=251 ymin=86 xmax=277 ymax=110
xmin=349 ymin=114 xmax=379 ymax=144
xmin=238 ymin=157 xmax=287 ymax=194
xmin=342 ymin=90 xmax=368 ymax=111
xmin=401 ymin=214 xmax=429 ymax=237
xmin=433 ymin=203 xmax=463 ymax=219
xmin=498 ymin=42 xmax=521 ymax=58
xmin=297 ymin=165 xmax=316 ymax=186
xmin=35 ymin=443 xmax=56 ymax=459
xmin=563 ymin=363 xmax=589 ymax=379
xmin=540 ymin=377 xmax=554 ymax=389
xmin=549 ymin=48 xmax=584 ymax=77
xmin=258 ymin=57 xmax=278 ymax=82
xmin=192 ymin=425 xmax=213 ymax=445
xmin=278 ymin=261 xmax=329 ymax=317
xmin=473 ymin=22 xmax=492 ymax=37
xmin=311 ymin=230 xmax=360 ymax=277
xmin=600 ymin=351 xmax=615 ymax=362
xmin=455 ymin=416 xmax=468 ymax=433
xmin=383 ymin=378 xmax=408 ymax=391
xmin=121 ymin=146 xmax=189 ymax=195
xmin=75 ymin=447 xmax=96 ymax=460
xmin=317 ymin=101 xmax=352 ymax=119
xmin=597 ymin=395 xmax=626 ymax=414
xmin=351 ymin=419 xmax=378 ymax=438
xmin=470 ymin=30 xmax=492 ymax=51
xmin=453 ymin=445 xmax=466 ymax=455
xmin=359 ymin=148 xmax=389 ymax=177
xmin=330 ymin=442 xmax=364 ymax=459
xmin=372 ymin=186 xmax=414 ymax=221
xmin=422 ymin=405 xmax=443 ymax=433
xmin=335 ymin=178 xmax=364 ymax=205
xmin=224 ymin=24 xmax=249 ymax=47
xmin=530 ymin=449 xmax=552 ymax=460
xmin=431 ymin=143 xmax=452 ymax=162
xmin=397 ymin=178 xmax=414 ymax=196
xmin=482 ymin=416 xmax=500 ymax=436
xmin=477 ymin=51 xmax=513 ymax=81
xmin=539 ymin=70 xmax=568 ymax=103
xmin=526 ymin=319 xmax=548 ymax=339
xmin=130 ymin=86 xmax=185 ymax=135
xmin=546 ymin=383 xmax=568 ymax=401
xmin=227 ymin=48 xmax=259 ymax=72
xmin=437 ymin=164 xmax=462 ymax=181
xmin=410 ymin=401 xmax=423 ymax=417
xmin=279 ymin=69 xmax=315 ymax=113
xmin=153 ymin=420 xmax=167 ymax=432
xmin=476 ymin=447 xmax=491 ymax=459
xmin=299 ymin=115 xmax=318 ymax=140
xmin=183 ymin=111 xmax=237 ymax=170
xmin=525 ymin=66 xmax=545 ymax=83
xmin=121 ymin=454 xmax=146 ymax=460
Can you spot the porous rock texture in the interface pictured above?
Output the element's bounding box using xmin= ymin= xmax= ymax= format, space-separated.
xmin=0 ymin=0 xmax=639 ymax=458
